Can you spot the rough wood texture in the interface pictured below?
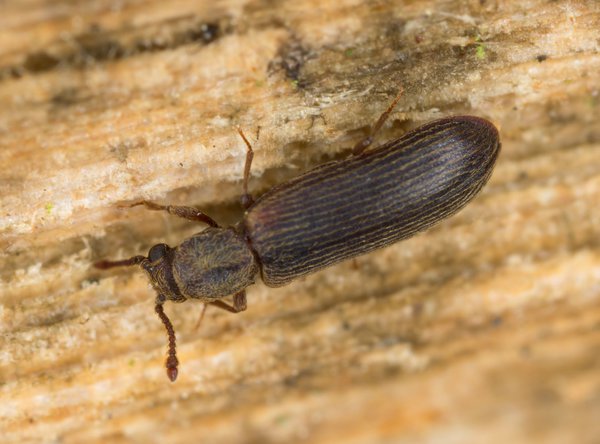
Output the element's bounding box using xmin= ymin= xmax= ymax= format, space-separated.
xmin=1 ymin=1 xmax=599 ymax=443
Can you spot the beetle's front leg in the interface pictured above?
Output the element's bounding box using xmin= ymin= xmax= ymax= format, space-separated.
xmin=94 ymin=255 xmax=146 ymax=269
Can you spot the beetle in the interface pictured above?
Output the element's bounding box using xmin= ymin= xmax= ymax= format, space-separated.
xmin=95 ymin=90 xmax=500 ymax=381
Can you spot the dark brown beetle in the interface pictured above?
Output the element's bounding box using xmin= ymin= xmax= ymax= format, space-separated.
xmin=95 ymin=90 xmax=500 ymax=381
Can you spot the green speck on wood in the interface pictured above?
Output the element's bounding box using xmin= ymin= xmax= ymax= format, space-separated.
xmin=274 ymin=414 xmax=290 ymax=425
xmin=476 ymin=44 xmax=486 ymax=60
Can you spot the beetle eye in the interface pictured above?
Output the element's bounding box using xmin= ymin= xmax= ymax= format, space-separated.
xmin=148 ymin=243 xmax=168 ymax=262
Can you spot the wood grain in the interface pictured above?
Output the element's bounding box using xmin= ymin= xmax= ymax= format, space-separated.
xmin=1 ymin=1 xmax=599 ymax=443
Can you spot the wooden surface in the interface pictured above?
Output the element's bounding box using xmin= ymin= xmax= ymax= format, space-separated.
xmin=1 ymin=1 xmax=599 ymax=443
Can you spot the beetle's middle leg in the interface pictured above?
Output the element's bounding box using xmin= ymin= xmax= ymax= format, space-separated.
xmin=193 ymin=291 xmax=246 ymax=330
xmin=124 ymin=201 xmax=219 ymax=227
xmin=208 ymin=290 xmax=247 ymax=314
xmin=352 ymin=87 xmax=404 ymax=156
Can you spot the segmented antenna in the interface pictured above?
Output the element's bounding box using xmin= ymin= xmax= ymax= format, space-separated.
xmin=155 ymin=303 xmax=179 ymax=382
xmin=94 ymin=255 xmax=146 ymax=269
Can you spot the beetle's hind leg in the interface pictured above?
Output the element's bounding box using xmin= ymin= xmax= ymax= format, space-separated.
xmin=352 ymin=88 xmax=404 ymax=156
xmin=124 ymin=200 xmax=219 ymax=227
xmin=236 ymin=128 xmax=255 ymax=210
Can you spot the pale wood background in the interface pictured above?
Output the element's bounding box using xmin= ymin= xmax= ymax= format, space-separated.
xmin=1 ymin=1 xmax=599 ymax=443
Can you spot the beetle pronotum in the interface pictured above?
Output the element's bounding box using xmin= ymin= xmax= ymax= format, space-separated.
xmin=95 ymin=90 xmax=500 ymax=381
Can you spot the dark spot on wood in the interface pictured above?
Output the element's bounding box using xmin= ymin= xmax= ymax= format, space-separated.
xmin=108 ymin=137 xmax=147 ymax=163
xmin=75 ymin=34 xmax=124 ymax=63
xmin=413 ymin=302 xmax=424 ymax=317
xmin=536 ymin=54 xmax=548 ymax=62
xmin=183 ymin=22 xmax=220 ymax=44
xmin=9 ymin=66 xmax=24 ymax=79
xmin=1 ymin=17 xmax=226 ymax=81
xmin=282 ymin=374 xmax=298 ymax=387
xmin=451 ymin=45 xmax=469 ymax=59
xmin=51 ymin=88 xmax=86 ymax=106
xmin=269 ymin=38 xmax=312 ymax=84
xmin=134 ymin=38 xmax=167 ymax=52
xmin=23 ymin=51 xmax=59 ymax=72
xmin=383 ymin=19 xmax=408 ymax=51
xmin=110 ymin=144 xmax=129 ymax=163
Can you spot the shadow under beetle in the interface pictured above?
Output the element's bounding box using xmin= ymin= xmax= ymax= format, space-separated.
xmin=95 ymin=90 xmax=501 ymax=381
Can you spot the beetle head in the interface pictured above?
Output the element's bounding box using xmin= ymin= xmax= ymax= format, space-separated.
xmin=140 ymin=243 xmax=187 ymax=303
